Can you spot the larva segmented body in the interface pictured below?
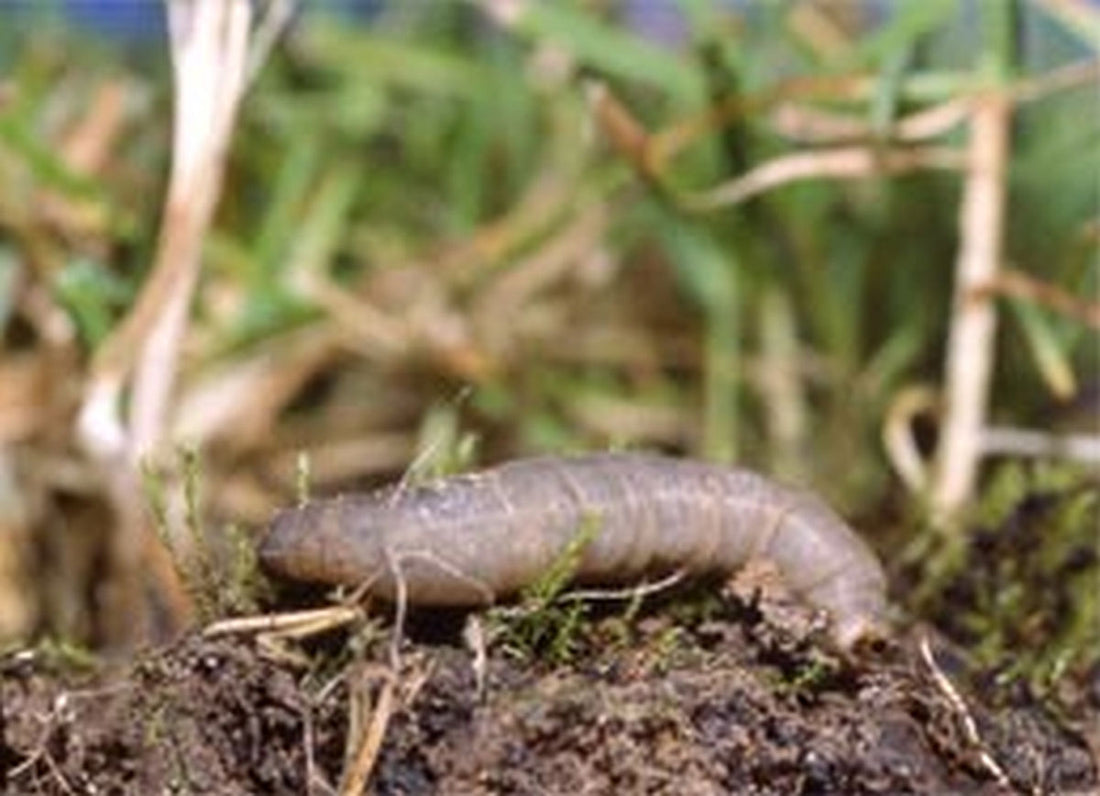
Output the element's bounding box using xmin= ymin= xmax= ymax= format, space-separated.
xmin=259 ymin=453 xmax=889 ymax=650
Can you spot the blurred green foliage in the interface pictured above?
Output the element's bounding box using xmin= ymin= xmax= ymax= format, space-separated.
xmin=2 ymin=2 xmax=1095 ymax=491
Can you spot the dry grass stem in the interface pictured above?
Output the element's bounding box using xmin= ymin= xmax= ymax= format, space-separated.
xmin=686 ymin=145 xmax=965 ymax=211
xmin=646 ymin=61 xmax=1094 ymax=175
xmin=769 ymin=97 xmax=970 ymax=144
xmin=172 ymin=328 xmax=342 ymax=447
xmin=585 ymin=80 xmax=654 ymax=177
xmin=971 ymin=267 xmax=1100 ymax=329
xmin=297 ymin=273 xmax=412 ymax=360
xmin=645 ymin=74 xmax=877 ymax=172
xmin=1026 ymin=1 xmax=1100 ymax=58
xmin=980 ymin=427 xmax=1100 ymax=463
xmin=438 ymin=170 xmax=574 ymax=288
xmin=882 ymin=386 xmax=940 ymax=495
xmin=758 ymin=289 xmax=809 ymax=480
xmin=932 ymin=92 xmax=1010 ymax=519
xmin=556 ymin=569 xmax=687 ymax=603
xmin=71 ymin=0 xmax=296 ymax=646
xmin=339 ymin=673 xmax=397 ymax=796
xmin=565 ymin=394 xmax=693 ymax=447
xmin=40 ymin=81 xmax=129 ymax=238
xmin=463 ymin=615 xmax=489 ymax=699
xmin=129 ymin=0 xmax=254 ymax=457
xmin=786 ymin=1 xmax=852 ymax=59
xmin=203 ymin=605 xmax=365 ymax=639
xmin=475 ymin=204 xmax=609 ymax=351
xmin=1012 ymin=57 xmax=1100 ymax=104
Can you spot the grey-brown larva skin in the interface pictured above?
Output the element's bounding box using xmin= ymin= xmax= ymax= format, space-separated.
xmin=260 ymin=453 xmax=889 ymax=651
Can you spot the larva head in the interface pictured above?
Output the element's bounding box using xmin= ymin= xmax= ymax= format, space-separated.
xmin=806 ymin=567 xmax=891 ymax=653
xmin=259 ymin=498 xmax=385 ymax=587
xmin=760 ymin=494 xmax=891 ymax=654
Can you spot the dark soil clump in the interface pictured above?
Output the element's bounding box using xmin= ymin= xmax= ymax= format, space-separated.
xmin=3 ymin=581 xmax=1095 ymax=795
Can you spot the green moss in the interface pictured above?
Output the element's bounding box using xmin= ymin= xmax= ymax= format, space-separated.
xmin=487 ymin=515 xmax=601 ymax=665
xmin=907 ymin=461 xmax=1099 ymax=703
xmin=141 ymin=448 xmax=264 ymax=625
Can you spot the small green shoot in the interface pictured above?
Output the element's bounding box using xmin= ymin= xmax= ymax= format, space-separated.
xmin=180 ymin=445 xmax=217 ymax=611
xmin=1 ymin=637 xmax=100 ymax=675
xmin=410 ymin=390 xmax=480 ymax=483
xmin=782 ymin=655 xmax=838 ymax=697
xmin=604 ymin=574 xmax=650 ymax=650
xmin=140 ymin=459 xmax=170 ymax=540
xmin=140 ymin=447 xmax=263 ymax=625
xmin=488 ymin=514 xmax=601 ymax=665
xmin=295 ymin=451 xmax=312 ymax=505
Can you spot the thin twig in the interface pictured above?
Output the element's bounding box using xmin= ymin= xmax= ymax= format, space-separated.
xmin=919 ymin=635 xmax=1013 ymax=790
xmin=556 ymin=569 xmax=687 ymax=603
xmin=387 ymin=549 xmax=496 ymax=605
xmin=385 ymin=547 xmax=409 ymax=673
xmin=463 ymin=615 xmax=489 ymax=700
xmin=339 ymin=671 xmax=397 ymax=796
xmin=203 ymin=605 xmax=364 ymax=638
xmin=300 ymin=702 xmax=322 ymax=796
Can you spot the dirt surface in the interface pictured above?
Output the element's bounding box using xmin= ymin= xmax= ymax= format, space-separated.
xmin=3 ymin=570 xmax=1096 ymax=796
